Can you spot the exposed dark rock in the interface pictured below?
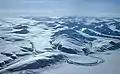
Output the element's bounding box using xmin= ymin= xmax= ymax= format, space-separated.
xmin=82 ymin=48 xmax=92 ymax=55
xmin=8 ymin=54 xmax=64 ymax=71
xmin=1 ymin=52 xmax=13 ymax=57
xmin=12 ymin=29 xmax=29 ymax=34
xmin=19 ymin=70 xmax=36 ymax=74
xmin=20 ymin=47 xmax=33 ymax=52
xmin=109 ymin=41 xmax=116 ymax=45
xmin=13 ymin=25 xmax=28 ymax=29
xmin=58 ymin=47 xmax=78 ymax=54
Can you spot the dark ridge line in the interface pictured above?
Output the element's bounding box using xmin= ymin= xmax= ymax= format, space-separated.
xmin=98 ymin=34 xmax=120 ymax=40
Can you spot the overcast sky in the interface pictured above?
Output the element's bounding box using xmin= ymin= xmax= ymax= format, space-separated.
xmin=0 ymin=0 xmax=120 ymax=17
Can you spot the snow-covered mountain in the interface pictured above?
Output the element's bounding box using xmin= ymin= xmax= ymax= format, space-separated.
xmin=0 ymin=16 xmax=120 ymax=74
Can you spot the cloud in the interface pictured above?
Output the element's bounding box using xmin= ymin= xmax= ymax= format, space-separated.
xmin=0 ymin=0 xmax=120 ymax=17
